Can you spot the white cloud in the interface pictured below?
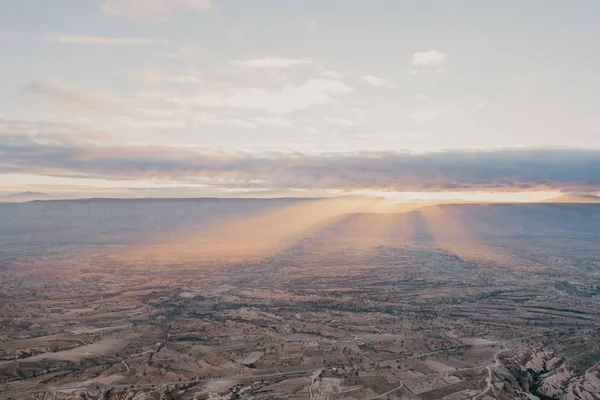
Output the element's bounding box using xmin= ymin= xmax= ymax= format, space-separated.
xmin=132 ymin=69 xmax=202 ymax=85
xmin=116 ymin=116 xmax=186 ymax=129
xmin=23 ymin=77 xmax=115 ymax=112
xmin=38 ymin=129 xmax=119 ymax=144
xmin=353 ymin=132 xmax=427 ymax=140
xmin=409 ymin=110 xmax=439 ymax=123
xmin=169 ymin=75 xmax=203 ymax=84
xmin=195 ymin=113 xmax=256 ymax=129
xmin=133 ymin=69 xmax=165 ymax=85
xmin=232 ymin=57 xmax=313 ymax=69
xmin=99 ymin=0 xmax=211 ymax=20
xmin=360 ymin=75 xmax=392 ymax=87
xmin=137 ymin=90 xmax=180 ymax=100
xmin=168 ymin=69 xmax=203 ymax=84
xmin=153 ymin=44 xmax=203 ymax=60
xmin=169 ymin=79 xmax=354 ymax=115
xmin=251 ymin=116 xmax=293 ymax=128
xmin=45 ymin=34 xmax=169 ymax=46
xmin=320 ymin=71 xmax=341 ymax=79
xmin=326 ymin=117 xmax=360 ymax=127
xmin=135 ymin=108 xmax=179 ymax=118
xmin=412 ymin=50 xmax=447 ymax=67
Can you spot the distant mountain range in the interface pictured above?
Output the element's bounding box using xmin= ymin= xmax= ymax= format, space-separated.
xmin=546 ymin=193 xmax=600 ymax=203
xmin=0 ymin=191 xmax=49 ymax=199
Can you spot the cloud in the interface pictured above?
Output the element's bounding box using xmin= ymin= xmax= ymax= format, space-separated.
xmin=168 ymin=79 xmax=354 ymax=114
xmin=154 ymin=44 xmax=203 ymax=60
xmin=409 ymin=110 xmax=438 ymax=123
xmin=1 ymin=144 xmax=599 ymax=192
xmin=320 ymin=71 xmax=341 ymax=79
xmin=134 ymin=108 xmax=179 ymax=118
xmin=133 ymin=68 xmax=203 ymax=85
xmin=352 ymin=132 xmax=427 ymax=140
xmin=232 ymin=57 xmax=313 ymax=69
xmin=360 ymin=75 xmax=392 ymax=87
xmin=37 ymin=130 xmax=120 ymax=144
xmin=195 ymin=113 xmax=256 ymax=129
xmin=132 ymin=68 xmax=203 ymax=86
xmin=44 ymin=33 xmax=169 ymax=46
xmin=0 ymin=118 xmax=119 ymax=144
xmin=412 ymin=50 xmax=447 ymax=67
xmin=99 ymin=0 xmax=211 ymax=20
xmin=169 ymin=76 xmax=203 ymax=84
xmin=168 ymin=73 xmax=203 ymax=84
xmin=251 ymin=117 xmax=293 ymax=128
xmin=23 ymin=78 xmax=113 ymax=112
xmin=133 ymin=68 xmax=166 ymax=85
xmin=325 ymin=117 xmax=360 ymax=127
xmin=115 ymin=116 xmax=186 ymax=129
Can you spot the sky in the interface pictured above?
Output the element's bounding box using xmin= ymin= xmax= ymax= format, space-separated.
xmin=1 ymin=0 xmax=600 ymax=200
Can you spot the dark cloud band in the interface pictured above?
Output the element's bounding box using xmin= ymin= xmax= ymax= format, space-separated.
xmin=1 ymin=136 xmax=599 ymax=192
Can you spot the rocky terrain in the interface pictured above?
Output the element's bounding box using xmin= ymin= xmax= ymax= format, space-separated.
xmin=1 ymin=199 xmax=599 ymax=399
